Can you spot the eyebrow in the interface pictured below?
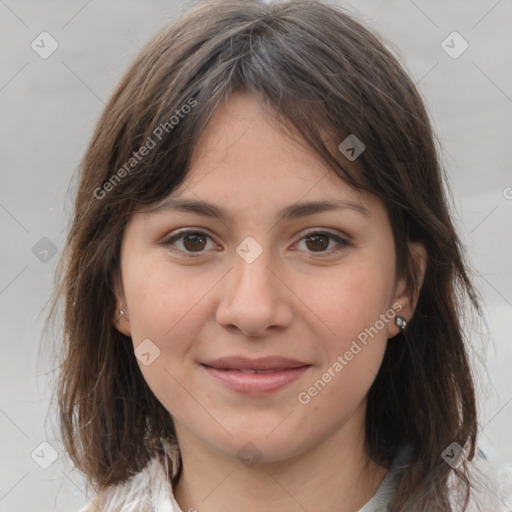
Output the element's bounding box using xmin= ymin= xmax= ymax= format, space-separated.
xmin=145 ymin=197 xmax=371 ymax=222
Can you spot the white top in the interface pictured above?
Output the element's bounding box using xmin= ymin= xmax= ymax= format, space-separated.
xmin=80 ymin=440 xmax=511 ymax=512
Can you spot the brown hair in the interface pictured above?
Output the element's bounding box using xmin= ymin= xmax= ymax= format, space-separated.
xmin=49 ymin=0 xmax=483 ymax=509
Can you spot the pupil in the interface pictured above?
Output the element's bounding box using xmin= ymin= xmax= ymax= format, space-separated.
xmin=184 ymin=233 xmax=206 ymax=251
xmin=306 ymin=234 xmax=328 ymax=251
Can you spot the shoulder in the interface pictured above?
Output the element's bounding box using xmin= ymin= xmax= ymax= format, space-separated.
xmin=79 ymin=440 xmax=183 ymax=512
xmin=374 ymin=443 xmax=512 ymax=511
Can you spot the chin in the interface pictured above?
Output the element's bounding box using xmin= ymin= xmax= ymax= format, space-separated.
xmin=206 ymin=425 xmax=312 ymax=466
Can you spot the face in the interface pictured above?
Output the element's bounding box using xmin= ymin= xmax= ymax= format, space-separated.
xmin=114 ymin=90 xmax=425 ymax=464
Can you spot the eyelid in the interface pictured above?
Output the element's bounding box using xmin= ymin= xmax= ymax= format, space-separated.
xmin=295 ymin=227 xmax=351 ymax=243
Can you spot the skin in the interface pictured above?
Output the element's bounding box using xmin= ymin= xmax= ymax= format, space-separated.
xmin=114 ymin=90 xmax=427 ymax=512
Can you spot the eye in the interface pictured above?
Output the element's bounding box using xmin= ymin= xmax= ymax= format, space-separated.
xmin=293 ymin=230 xmax=351 ymax=257
xmin=160 ymin=229 xmax=351 ymax=258
xmin=161 ymin=229 xmax=218 ymax=256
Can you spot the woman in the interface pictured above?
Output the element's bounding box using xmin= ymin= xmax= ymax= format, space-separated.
xmin=51 ymin=0 xmax=506 ymax=510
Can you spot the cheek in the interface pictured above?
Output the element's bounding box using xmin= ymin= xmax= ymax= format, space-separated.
xmin=123 ymin=256 xmax=208 ymax=414
xmin=121 ymin=254 xmax=222 ymax=412
xmin=299 ymin=258 xmax=394 ymax=344
xmin=292 ymin=258 xmax=393 ymax=404
xmin=123 ymin=254 xmax=212 ymax=344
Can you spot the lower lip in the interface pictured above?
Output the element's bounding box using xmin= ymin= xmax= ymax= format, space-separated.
xmin=201 ymin=365 xmax=311 ymax=394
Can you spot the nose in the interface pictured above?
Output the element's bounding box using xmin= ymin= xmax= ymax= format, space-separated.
xmin=215 ymin=247 xmax=294 ymax=338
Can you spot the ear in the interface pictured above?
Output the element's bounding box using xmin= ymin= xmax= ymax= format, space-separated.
xmin=112 ymin=269 xmax=132 ymax=337
xmin=388 ymin=241 xmax=428 ymax=338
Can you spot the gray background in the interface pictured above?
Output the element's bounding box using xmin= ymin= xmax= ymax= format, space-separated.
xmin=0 ymin=0 xmax=511 ymax=510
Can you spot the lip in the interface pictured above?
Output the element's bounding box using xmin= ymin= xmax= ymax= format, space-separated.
xmin=201 ymin=355 xmax=309 ymax=371
xmin=200 ymin=356 xmax=312 ymax=395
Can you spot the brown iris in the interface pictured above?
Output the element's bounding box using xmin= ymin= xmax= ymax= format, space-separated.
xmin=182 ymin=232 xmax=207 ymax=251
xmin=305 ymin=234 xmax=329 ymax=252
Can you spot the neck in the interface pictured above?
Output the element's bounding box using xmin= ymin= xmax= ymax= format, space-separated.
xmin=173 ymin=406 xmax=388 ymax=512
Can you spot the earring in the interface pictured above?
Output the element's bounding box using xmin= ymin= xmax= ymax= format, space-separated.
xmin=119 ymin=309 xmax=125 ymax=318
xmin=395 ymin=316 xmax=407 ymax=330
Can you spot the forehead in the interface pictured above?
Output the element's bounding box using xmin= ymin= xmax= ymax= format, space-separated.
xmin=172 ymin=91 xmax=374 ymax=213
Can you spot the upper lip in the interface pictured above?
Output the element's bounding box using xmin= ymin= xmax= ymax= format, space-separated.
xmin=201 ymin=356 xmax=310 ymax=371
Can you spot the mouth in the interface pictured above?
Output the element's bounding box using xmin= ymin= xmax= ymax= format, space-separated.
xmin=200 ymin=356 xmax=312 ymax=394
xmin=205 ymin=367 xmax=298 ymax=374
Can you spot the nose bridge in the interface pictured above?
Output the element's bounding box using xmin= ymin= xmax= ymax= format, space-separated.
xmin=231 ymin=236 xmax=278 ymax=302
xmin=215 ymin=237 xmax=292 ymax=336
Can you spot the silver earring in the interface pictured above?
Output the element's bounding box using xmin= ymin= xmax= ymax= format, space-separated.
xmin=119 ymin=309 xmax=125 ymax=317
xmin=395 ymin=316 xmax=407 ymax=330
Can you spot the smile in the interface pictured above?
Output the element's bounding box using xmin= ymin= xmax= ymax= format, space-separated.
xmin=200 ymin=362 xmax=312 ymax=394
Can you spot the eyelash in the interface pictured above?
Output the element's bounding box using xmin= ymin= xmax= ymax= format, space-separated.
xmin=160 ymin=229 xmax=351 ymax=258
